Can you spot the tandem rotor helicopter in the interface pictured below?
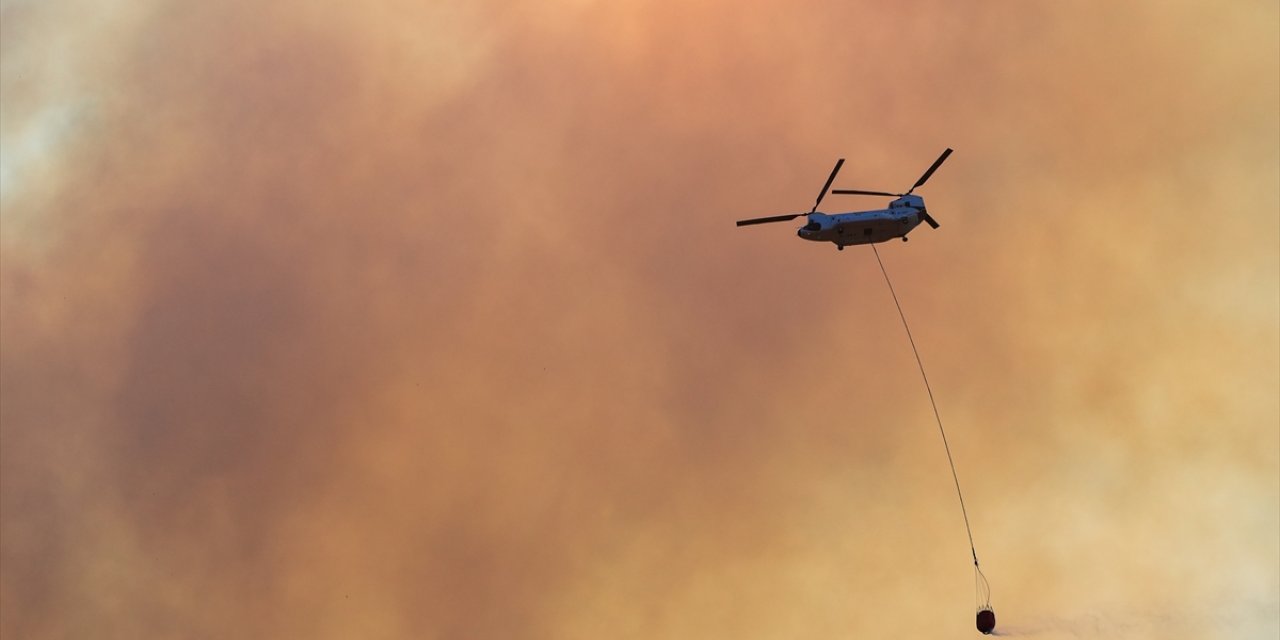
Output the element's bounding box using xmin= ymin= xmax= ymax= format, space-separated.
xmin=736 ymin=149 xmax=953 ymax=250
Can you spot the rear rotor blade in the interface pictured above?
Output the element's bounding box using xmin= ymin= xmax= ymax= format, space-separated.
xmin=906 ymin=148 xmax=953 ymax=194
xmin=831 ymin=189 xmax=899 ymax=197
xmin=920 ymin=211 xmax=940 ymax=229
xmin=810 ymin=158 xmax=845 ymax=214
xmin=736 ymin=213 xmax=805 ymax=227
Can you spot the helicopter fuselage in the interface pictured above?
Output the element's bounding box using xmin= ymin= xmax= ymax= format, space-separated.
xmin=798 ymin=195 xmax=928 ymax=249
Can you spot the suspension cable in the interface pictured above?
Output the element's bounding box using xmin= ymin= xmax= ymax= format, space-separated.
xmin=870 ymin=244 xmax=988 ymax=606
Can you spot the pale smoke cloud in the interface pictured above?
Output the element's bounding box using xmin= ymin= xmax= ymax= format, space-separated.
xmin=992 ymin=597 xmax=1280 ymax=638
xmin=2 ymin=1 xmax=1277 ymax=638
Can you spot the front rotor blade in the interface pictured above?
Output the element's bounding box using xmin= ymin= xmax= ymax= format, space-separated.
xmin=810 ymin=158 xmax=845 ymax=213
xmin=736 ymin=213 xmax=804 ymax=227
xmin=831 ymin=189 xmax=899 ymax=197
xmin=908 ymin=148 xmax=953 ymax=193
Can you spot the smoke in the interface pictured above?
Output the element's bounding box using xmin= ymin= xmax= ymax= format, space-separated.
xmin=2 ymin=0 xmax=1277 ymax=638
xmin=992 ymin=598 xmax=1280 ymax=638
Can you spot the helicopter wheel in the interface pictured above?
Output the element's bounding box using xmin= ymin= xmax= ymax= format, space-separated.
xmin=837 ymin=245 xmax=844 ymax=251
xmin=902 ymin=236 xmax=909 ymax=242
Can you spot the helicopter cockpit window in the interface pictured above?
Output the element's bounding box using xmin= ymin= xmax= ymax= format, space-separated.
xmin=803 ymin=221 xmax=822 ymax=232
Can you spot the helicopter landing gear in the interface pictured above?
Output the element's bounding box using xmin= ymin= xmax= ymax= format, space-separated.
xmin=837 ymin=245 xmax=844 ymax=251
xmin=902 ymin=236 xmax=909 ymax=242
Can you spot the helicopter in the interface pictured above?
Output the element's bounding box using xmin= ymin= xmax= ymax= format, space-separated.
xmin=736 ymin=149 xmax=952 ymax=250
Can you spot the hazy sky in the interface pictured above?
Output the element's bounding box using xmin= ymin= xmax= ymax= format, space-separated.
xmin=2 ymin=1 xmax=1278 ymax=638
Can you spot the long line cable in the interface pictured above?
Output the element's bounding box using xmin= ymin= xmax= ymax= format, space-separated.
xmin=870 ymin=243 xmax=991 ymax=608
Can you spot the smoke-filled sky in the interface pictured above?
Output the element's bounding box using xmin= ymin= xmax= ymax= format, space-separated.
xmin=2 ymin=1 xmax=1278 ymax=638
